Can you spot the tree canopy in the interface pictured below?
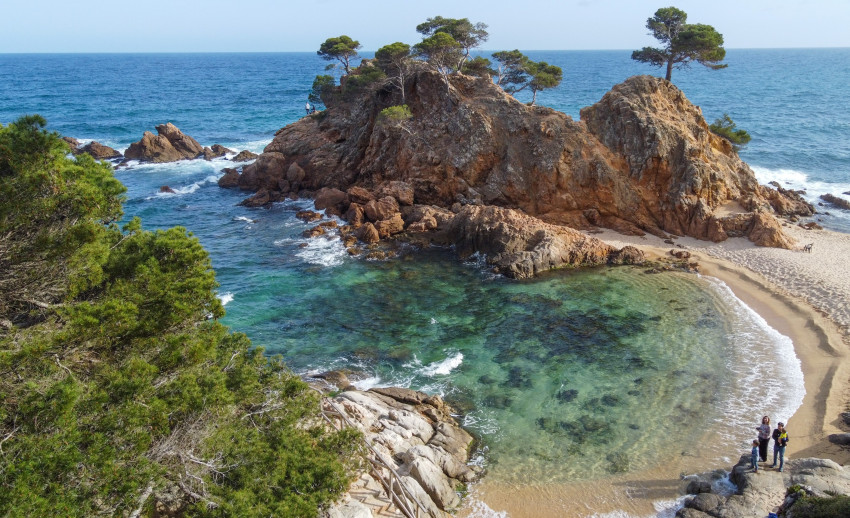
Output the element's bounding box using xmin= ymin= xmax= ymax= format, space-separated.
xmin=490 ymin=50 xmax=562 ymax=105
xmin=376 ymin=42 xmax=413 ymax=103
xmin=415 ymin=16 xmax=488 ymax=70
xmin=0 ymin=116 xmax=361 ymax=517
xmin=631 ymin=6 xmax=727 ymax=81
xmin=413 ymin=32 xmax=462 ymax=86
xmin=317 ymin=35 xmax=362 ymax=75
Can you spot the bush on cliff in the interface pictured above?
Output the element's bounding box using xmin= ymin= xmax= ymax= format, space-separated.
xmin=0 ymin=116 xmax=361 ymax=517
xmin=789 ymin=493 xmax=850 ymax=518
xmin=709 ymin=114 xmax=752 ymax=149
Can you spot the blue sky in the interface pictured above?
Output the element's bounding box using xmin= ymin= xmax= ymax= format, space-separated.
xmin=2 ymin=0 xmax=848 ymax=52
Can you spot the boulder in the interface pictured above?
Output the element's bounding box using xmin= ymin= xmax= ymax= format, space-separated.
xmin=239 ymin=189 xmax=273 ymax=207
xmin=159 ymin=185 xmax=176 ymax=194
xmin=378 ymin=181 xmax=415 ymax=206
xmin=347 ymin=186 xmax=375 ymax=205
xmin=314 ymin=187 xmax=350 ymax=216
xmin=62 ymin=136 xmax=80 ymax=152
xmin=820 ymin=193 xmax=850 ymax=210
xmin=124 ymin=123 xmax=202 ymax=163
xmin=296 ymin=210 xmax=323 ymax=223
xmin=231 ymin=150 xmax=259 ymax=162
xmin=345 ymin=203 xmax=366 ymax=226
xmin=441 ymin=205 xmax=619 ymax=279
xmin=364 ymin=196 xmax=400 ymax=223
xmin=218 ymin=168 xmax=240 ymax=188
xmin=79 ymin=141 xmax=122 ymax=159
xmin=354 ymin=222 xmax=380 ymax=244
xmin=202 ymin=144 xmax=232 ymax=160
xmin=409 ymin=457 xmax=460 ymax=511
xmin=374 ymin=213 xmax=405 ymax=238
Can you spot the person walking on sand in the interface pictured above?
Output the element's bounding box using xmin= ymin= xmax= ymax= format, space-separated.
xmin=771 ymin=422 xmax=789 ymax=472
xmin=756 ymin=415 xmax=771 ymax=462
xmin=750 ymin=439 xmax=760 ymax=472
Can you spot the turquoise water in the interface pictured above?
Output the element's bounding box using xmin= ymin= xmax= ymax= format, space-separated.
xmin=0 ymin=51 xmax=829 ymax=489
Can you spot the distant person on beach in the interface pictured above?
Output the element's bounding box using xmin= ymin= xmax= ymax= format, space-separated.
xmin=750 ymin=439 xmax=760 ymax=472
xmin=756 ymin=415 xmax=771 ymax=462
xmin=771 ymin=422 xmax=789 ymax=471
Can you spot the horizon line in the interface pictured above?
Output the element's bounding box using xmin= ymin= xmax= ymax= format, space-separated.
xmin=2 ymin=46 xmax=849 ymax=55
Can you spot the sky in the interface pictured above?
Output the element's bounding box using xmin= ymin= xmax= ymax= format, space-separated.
xmin=2 ymin=0 xmax=849 ymax=53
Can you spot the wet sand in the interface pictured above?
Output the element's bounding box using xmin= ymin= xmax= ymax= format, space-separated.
xmin=461 ymin=225 xmax=850 ymax=517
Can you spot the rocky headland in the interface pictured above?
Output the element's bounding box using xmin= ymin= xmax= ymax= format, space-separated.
xmin=219 ymin=68 xmax=812 ymax=278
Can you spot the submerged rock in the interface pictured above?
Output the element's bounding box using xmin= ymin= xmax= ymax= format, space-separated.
xmin=231 ymin=150 xmax=259 ymax=162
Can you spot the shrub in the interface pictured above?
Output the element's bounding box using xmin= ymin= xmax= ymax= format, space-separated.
xmin=378 ymin=104 xmax=413 ymax=123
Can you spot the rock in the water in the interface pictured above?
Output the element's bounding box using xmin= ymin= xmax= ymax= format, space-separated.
xmin=124 ymin=123 xmax=203 ymax=163
xmin=202 ymin=144 xmax=232 ymax=160
xmin=62 ymin=136 xmax=80 ymax=152
xmin=820 ymin=193 xmax=850 ymax=210
xmin=355 ymin=222 xmax=380 ymax=244
xmin=218 ymin=167 xmax=240 ymax=188
xmin=159 ymin=185 xmax=176 ymax=194
xmin=439 ymin=205 xmax=624 ymax=278
xmin=80 ymin=141 xmax=123 ymax=160
xmin=232 ymin=150 xmax=259 ymax=162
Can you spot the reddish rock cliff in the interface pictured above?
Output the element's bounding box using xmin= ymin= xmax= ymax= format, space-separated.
xmin=225 ymin=68 xmax=812 ymax=274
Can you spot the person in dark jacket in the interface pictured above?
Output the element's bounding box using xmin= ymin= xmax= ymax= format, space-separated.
xmin=771 ymin=422 xmax=789 ymax=471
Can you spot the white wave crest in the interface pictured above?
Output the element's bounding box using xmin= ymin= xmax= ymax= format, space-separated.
xmin=753 ymin=166 xmax=850 ymax=201
xmin=217 ymin=292 xmax=234 ymax=306
xmin=420 ymin=352 xmax=464 ymax=377
xmin=294 ymin=236 xmax=347 ymax=267
xmin=233 ymin=216 xmax=256 ymax=223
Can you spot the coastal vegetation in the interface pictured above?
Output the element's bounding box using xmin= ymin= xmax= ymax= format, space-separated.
xmin=710 ymin=114 xmax=752 ymax=148
xmin=313 ymin=16 xmax=563 ymax=107
xmin=631 ymin=6 xmax=727 ymax=81
xmin=0 ymin=116 xmax=361 ymax=516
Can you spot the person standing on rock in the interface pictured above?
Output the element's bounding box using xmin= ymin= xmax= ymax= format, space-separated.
xmin=305 ymin=102 xmax=311 ymax=114
xmin=750 ymin=439 xmax=760 ymax=472
xmin=756 ymin=415 xmax=771 ymax=462
xmin=771 ymin=422 xmax=789 ymax=471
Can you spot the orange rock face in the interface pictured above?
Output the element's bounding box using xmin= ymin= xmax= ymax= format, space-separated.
xmin=226 ymin=69 xmax=814 ymax=271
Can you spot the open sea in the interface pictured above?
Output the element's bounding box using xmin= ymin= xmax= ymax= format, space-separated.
xmin=2 ymin=49 xmax=849 ymax=516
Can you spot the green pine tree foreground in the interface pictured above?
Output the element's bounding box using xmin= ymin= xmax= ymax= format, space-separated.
xmin=0 ymin=116 xmax=362 ymax=517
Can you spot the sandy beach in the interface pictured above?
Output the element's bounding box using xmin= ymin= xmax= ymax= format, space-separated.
xmin=591 ymin=223 xmax=850 ymax=466
xmin=463 ymin=222 xmax=850 ymax=518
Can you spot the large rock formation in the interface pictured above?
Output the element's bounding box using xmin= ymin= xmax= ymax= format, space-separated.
xmin=225 ymin=68 xmax=812 ymax=271
xmin=124 ymin=123 xmax=203 ymax=163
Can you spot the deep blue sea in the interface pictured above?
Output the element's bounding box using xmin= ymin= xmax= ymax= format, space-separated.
xmin=2 ymin=50 xmax=847 ymax=516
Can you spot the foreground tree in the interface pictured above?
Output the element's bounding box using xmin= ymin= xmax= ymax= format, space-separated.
xmin=0 ymin=116 xmax=361 ymax=517
xmin=416 ymin=16 xmax=488 ymax=70
xmin=317 ymin=35 xmax=362 ymax=75
xmin=710 ymin=114 xmax=752 ymax=149
xmin=631 ymin=6 xmax=727 ymax=81
xmin=375 ymin=42 xmax=413 ymax=103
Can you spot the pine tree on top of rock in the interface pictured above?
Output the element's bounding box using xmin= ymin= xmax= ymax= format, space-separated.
xmin=631 ymin=6 xmax=727 ymax=82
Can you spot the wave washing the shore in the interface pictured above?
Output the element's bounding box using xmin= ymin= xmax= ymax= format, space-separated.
xmin=753 ymin=166 xmax=850 ymax=233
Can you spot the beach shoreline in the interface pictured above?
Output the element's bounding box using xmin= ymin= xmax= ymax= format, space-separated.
xmin=591 ymin=224 xmax=850 ymax=466
xmin=461 ymin=224 xmax=850 ymax=517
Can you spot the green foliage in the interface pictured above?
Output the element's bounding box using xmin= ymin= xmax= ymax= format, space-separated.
xmin=461 ymin=56 xmax=496 ymax=78
xmin=375 ymin=42 xmax=413 ymax=103
xmin=0 ymin=116 xmax=361 ymax=517
xmin=414 ymin=32 xmax=462 ymax=85
xmin=416 ymin=16 xmax=488 ymax=69
xmin=709 ymin=114 xmax=752 ymax=148
xmin=342 ymin=64 xmax=386 ymax=98
xmin=378 ymin=105 xmax=413 ymax=124
xmin=317 ymin=35 xmax=362 ymax=75
xmin=631 ymin=6 xmax=727 ymax=81
xmin=490 ymin=51 xmax=562 ymax=105
xmin=309 ymin=74 xmax=336 ymax=109
xmin=526 ymin=61 xmax=563 ymax=105
xmin=788 ymin=494 xmax=850 ymax=518
xmin=492 ymin=50 xmax=530 ymax=92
